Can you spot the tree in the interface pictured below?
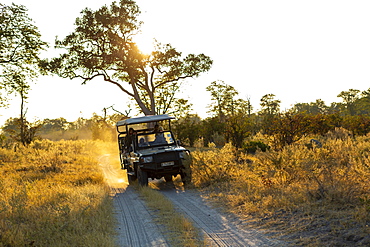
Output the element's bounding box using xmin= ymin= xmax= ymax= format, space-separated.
xmin=0 ymin=3 xmax=47 ymax=105
xmin=172 ymin=114 xmax=202 ymax=147
xmin=337 ymin=89 xmax=361 ymax=116
xmin=273 ymin=112 xmax=311 ymax=147
xmin=206 ymin=80 xmax=254 ymax=147
xmin=45 ymin=0 xmax=212 ymax=116
xmin=137 ymin=81 xmax=193 ymax=118
xmin=307 ymin=113 xmax=342 ymax=136
xmin=356 ymin=88 xmax=370 ymax=115
xmin=40 ymin=118 xmax=70 ymax=133
xmin=206 ymin=80 xmax=238 ymax=121
xmin=342 ymin=115 xmax=370 ymax=136
xmin=225 ymin=112 xmax=252 ymax=148
xmin=292 ymin=99 xmax=328 ymax=115
xmin=1 ymin=3 xmax=46 ymax=145
xmin=259 ymin=94 xmax=281 ymax=136
xmin=2 ymin=117 xmax=42 ymax=145
xmin=200 ymin=116 xmax=227 ymax=147
xmin=259 ymin=94 xmax=281 ymax=116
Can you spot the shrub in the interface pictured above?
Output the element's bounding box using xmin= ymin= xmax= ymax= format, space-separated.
xmin=243 ymin=140 xmax=270 ymax=154
xmin=190 ymin=136 xmax=370 ymax=245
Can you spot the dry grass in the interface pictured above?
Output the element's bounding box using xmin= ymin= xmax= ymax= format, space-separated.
xmin=0 ymin=140 xmax=117 ymax=247
xmin=191 ymin=134 xmax=370 ymax=246
xmin=137 ymin=184 xmax=204 ymax=247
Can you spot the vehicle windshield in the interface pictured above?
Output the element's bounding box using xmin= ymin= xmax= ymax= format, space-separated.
xmin=136 ymin=131 xmax=175 ymax=148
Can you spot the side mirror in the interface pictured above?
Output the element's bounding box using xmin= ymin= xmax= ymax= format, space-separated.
xmin=176 ymin=140 xmax=181 ymax=146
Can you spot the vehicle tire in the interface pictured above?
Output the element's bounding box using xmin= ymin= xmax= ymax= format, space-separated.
xmin=181 ymin=169 xmax=192 ymax=186
xmin=137 ymin=166 xmax=148 ymax=186
xmin=128 ymin=174 xmax=137 ymax=182
xmin=164 ymin=175 xmax=173 ymax=182
xmin=181 ymin=151 xmax=193 ymax=186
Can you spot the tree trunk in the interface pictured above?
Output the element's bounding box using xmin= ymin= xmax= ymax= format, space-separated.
xmin=19 ymin=90 xmax=26 ymax=146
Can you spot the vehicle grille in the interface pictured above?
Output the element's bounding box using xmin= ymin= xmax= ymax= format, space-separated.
xmin=154 ymin=151 xmax=179 ymax=163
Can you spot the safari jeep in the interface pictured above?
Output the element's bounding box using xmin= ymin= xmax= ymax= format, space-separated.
xmin=116 ymin=114 xmax=192 ymax=186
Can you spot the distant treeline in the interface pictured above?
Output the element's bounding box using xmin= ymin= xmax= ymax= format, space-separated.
xmin=1 ymin=87 xmax=369 ymax=150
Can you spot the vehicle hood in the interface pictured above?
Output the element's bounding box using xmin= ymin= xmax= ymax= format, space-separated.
xmin=137 ymin=146 xmax=186 ymax=156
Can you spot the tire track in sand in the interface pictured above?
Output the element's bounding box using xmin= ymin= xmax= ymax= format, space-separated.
xmin=99 ymin=154 xmax=169 ymax=247
xmin=157 ymin=182 xmax=283 ymax=247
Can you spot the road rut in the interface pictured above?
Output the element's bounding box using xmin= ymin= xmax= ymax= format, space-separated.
xmin=155 ymin=182 xmax=282 ymax=246
xmin=100 ymin=154 xmax=283 ymax=246
xmin=99 ymin=155 xmax=169 ymax=247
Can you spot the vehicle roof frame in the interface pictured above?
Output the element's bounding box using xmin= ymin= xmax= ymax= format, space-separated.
xmin=116 ymin=114 xmax=175 ymax=134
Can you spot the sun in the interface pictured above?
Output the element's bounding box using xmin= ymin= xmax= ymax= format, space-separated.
xmin=134 ymin=33 xmax=155 ymax=55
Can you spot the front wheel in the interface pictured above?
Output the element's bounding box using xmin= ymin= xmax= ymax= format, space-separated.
xmin=180 ymin=170 xmax=192 ymax=186
xmin=137 ymin=166 xmax=148 ymax=186
xmin=127 ymin=174 xmax=137 ymax=182
xmin=181 ymin=151 xmax=193 ymax=186
xmin=164 ymin=175 xmax=173 ymax=182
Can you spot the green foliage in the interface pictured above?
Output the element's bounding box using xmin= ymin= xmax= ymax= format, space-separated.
xmin=206 ymin=80 xmax=239 ymax=120
xmin=2 ymin=111 xmax=124 ymax=142
xmin=268 ymin=112 xmax=312 ymax=148
xmin=342 ymin=115 xmax=370 ymax=136
xmin=291 ymin=99 xmax=328 ymax=114
xmin=200 ymin=116 xmax=226 ymax=147
xmin=205 ymin=81 xmax=254 ymax=148
xmin=337 ymin=89 xmax=361 ymax=116
xmin=40 ymin=118 xmax=70 ymax=132
xmin=173 ymin=114 xmax=202 ymax=146
xmin=259 ymin=93 xmax=281 ymax=116
xmin=2 ymin=117 xmax=42 ymax=145
xmin=137 ymin=81 xmax=193 ymax=118
xmin=243 ymin=140 xmax=270 ymax=153
xmin=0 ymin=3 xmax=47 ymax=105
xmin=225 ymin=113 xmax=253 ymax=148
xmin=45 ymin=0 xmax=212 ymax=115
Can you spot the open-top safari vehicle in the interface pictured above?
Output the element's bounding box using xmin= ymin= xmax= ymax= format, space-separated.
xmin=116 ymin=114 xmax=192 ymax=186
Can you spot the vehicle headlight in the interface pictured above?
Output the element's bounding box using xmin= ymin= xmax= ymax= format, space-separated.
xmin=141 ymin=156 xmax=153 ymax=163
xmin=179 ymin=151 xmax=189 ymax=159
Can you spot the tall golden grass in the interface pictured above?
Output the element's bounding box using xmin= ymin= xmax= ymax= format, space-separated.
xmin=191 ymin=131 xmax=370 ymax=245
xmin=0 ymin=140 xmax=116 ymax=247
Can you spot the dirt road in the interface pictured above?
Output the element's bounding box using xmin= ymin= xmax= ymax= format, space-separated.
xmin=153 ymin=181 xmax=282 ymax=247
xmin=100 ymin=154 xmax=283 ymax=246
xmin=99 ymin=155 xmax=169 ymax=247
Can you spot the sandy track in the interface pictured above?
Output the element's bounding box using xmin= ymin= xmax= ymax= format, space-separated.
xmin=155 ymin=181 xmax=283 ymax=247
xmin=100 ymin=154 xmax=283 ymax=246
xmin=99 ymin=155 xmax=169 ymax=247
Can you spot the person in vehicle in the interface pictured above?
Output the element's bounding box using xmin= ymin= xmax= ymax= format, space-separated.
xmin=139 ymin=137 xmax=149 ymax=147
xmin=153 ymin=124 xmax=160 ymax=133
xmin=124 ymin=128 xmax=135 ymax=151
xmin=154 ymin=126 xmax=166 ymax=143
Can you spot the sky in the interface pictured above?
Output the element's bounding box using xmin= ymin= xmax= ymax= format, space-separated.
xmin=1 ymin=0 xmax=370 ymax=125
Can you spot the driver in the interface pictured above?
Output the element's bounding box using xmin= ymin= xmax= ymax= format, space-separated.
xmin=154 ymin=126 xmax=166 ymax=143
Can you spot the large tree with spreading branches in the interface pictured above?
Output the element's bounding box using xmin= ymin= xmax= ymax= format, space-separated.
xmin=45 ymin=0 xmax=212 ymax=115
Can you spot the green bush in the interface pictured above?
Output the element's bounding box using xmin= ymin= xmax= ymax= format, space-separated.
xmin=243 ymin=141 xmax=270 ymax=153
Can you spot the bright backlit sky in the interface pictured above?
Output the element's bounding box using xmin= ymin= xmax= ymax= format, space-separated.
xmin=1 ymin=0 xmax=370 ymax=125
